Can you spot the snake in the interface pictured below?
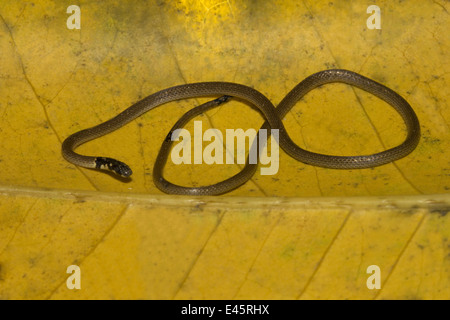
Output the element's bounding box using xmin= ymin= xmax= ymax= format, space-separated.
xmin=62 ymin=69 xmax=420 ymax=195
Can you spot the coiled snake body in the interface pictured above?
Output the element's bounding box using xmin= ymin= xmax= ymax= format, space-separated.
xmin=62 ymin=69 xmax=420 ymax=195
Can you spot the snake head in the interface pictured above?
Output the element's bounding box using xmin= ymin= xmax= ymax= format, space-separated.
xmin=95 ymin=157 xmax=133 ymax=177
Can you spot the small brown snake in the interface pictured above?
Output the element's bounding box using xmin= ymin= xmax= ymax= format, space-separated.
xmin=62 ymin=69 xmax=420 ymax=195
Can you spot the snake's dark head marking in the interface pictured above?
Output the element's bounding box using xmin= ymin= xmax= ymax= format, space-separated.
xmin=95 ymin=157 xmax=133 ymax=177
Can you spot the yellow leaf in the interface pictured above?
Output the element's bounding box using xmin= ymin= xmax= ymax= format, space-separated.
xmin=0 ymin=0 xmax=448 ymax=299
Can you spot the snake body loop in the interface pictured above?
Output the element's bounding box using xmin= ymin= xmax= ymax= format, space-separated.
xmin=62 ymin=69 xmax=420 ymax=195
